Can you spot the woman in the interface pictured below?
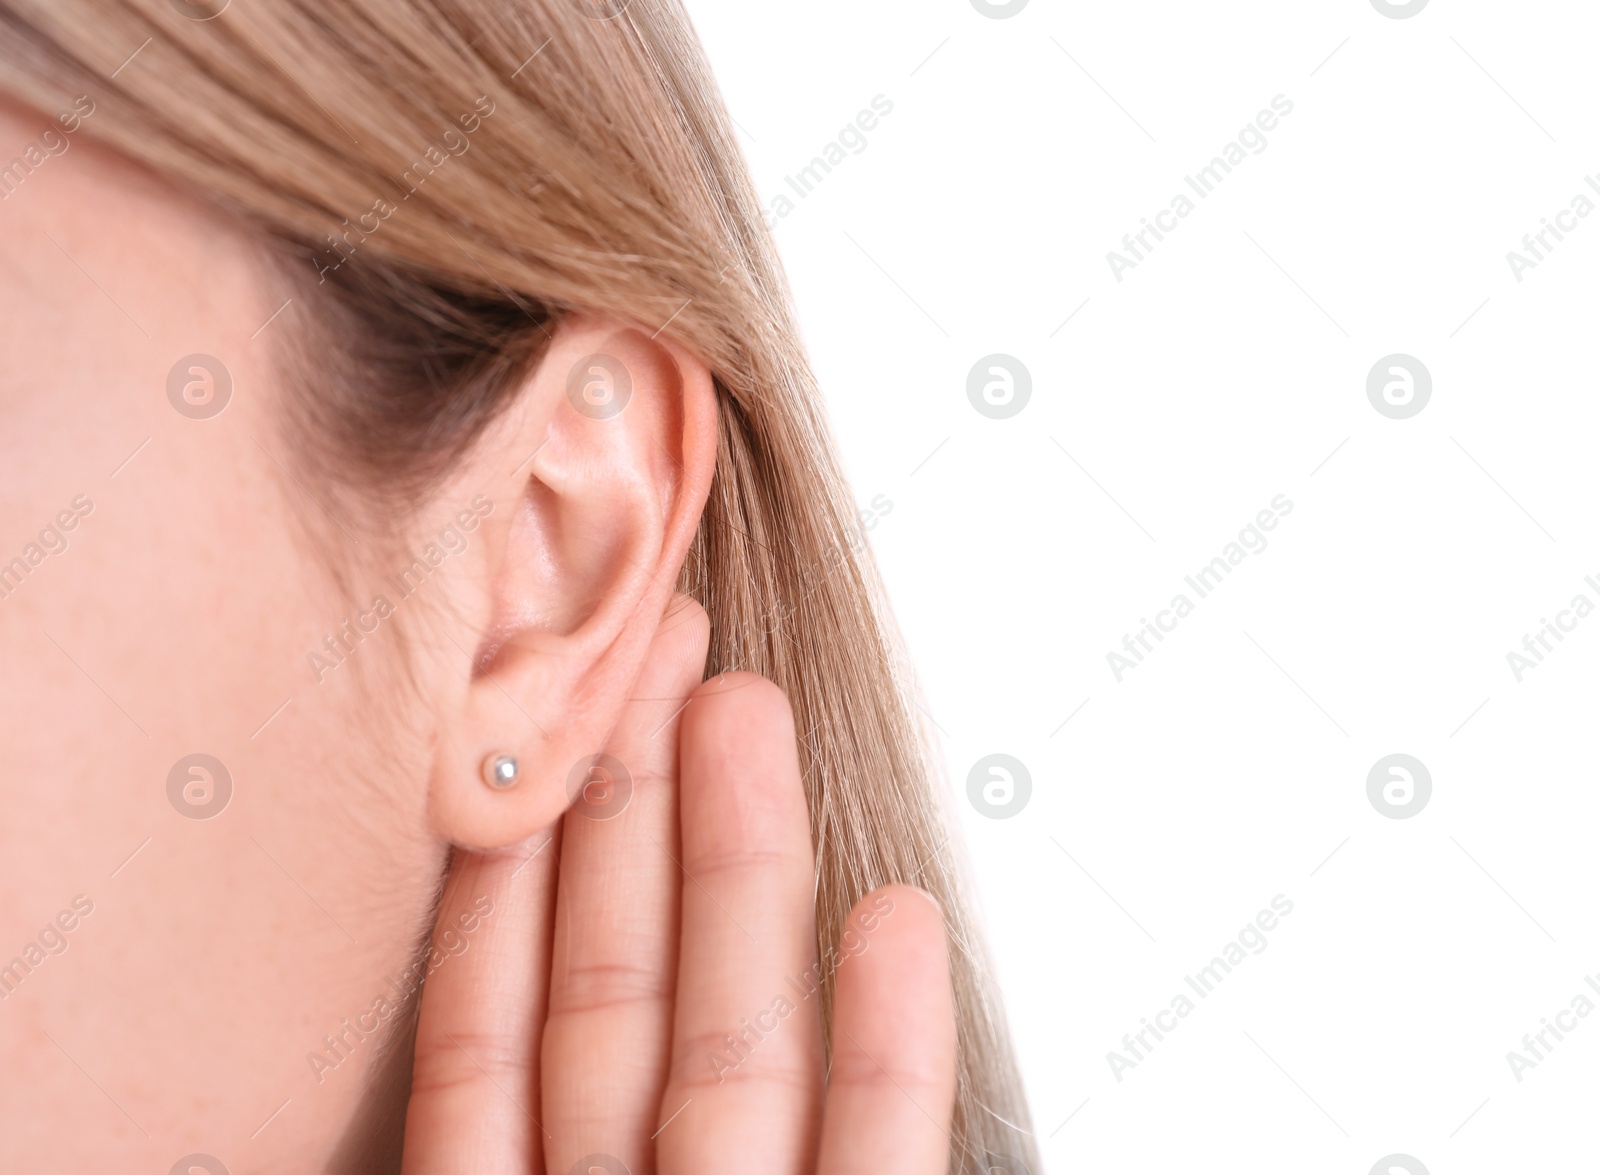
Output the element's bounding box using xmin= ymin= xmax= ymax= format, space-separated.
xmin=0 ymin=1 xmax=1036 ymax=1171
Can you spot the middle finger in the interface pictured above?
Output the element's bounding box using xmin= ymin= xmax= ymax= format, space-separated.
xmin=657 ymin=672 xmax=825 ymax=1175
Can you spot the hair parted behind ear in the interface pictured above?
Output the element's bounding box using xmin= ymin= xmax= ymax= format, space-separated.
xmin=0 ymin=2 xmax=1037 ymax=1168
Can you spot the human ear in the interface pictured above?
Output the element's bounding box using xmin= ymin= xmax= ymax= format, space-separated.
xmin=426 ymin=312 xmax=717 ymax=849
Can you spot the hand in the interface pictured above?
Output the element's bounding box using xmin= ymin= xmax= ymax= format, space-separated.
xmin=400 ymin=597 xmax=958 ymax=1174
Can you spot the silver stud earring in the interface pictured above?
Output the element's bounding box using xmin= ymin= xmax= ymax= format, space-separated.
xmin=481 ymin=753 xmax=520 ymax=790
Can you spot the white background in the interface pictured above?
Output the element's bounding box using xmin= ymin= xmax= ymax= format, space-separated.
xmin=690 ymin=2 xmax=1600 ymax=1172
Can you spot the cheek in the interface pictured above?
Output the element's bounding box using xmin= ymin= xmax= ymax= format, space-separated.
xmin=0 ymin=117 xmax=446 ymax=1155
xmin=0 ymin=426 xmax=448 ymax=1147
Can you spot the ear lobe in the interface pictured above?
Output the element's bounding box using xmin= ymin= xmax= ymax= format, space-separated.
xmin=427 ymin=314 xmax=717 ymax=850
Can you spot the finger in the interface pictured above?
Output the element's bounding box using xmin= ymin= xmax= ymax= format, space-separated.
xmin=542 ymin=595 xmax=710 ymax=1174
xmin=657 ymin=672 xmax=824 ymax=1175
xmin=402 ymin=832 xmax=561 ymax=1175
xmin=816 ymin=886 xmax=957 ymax=1175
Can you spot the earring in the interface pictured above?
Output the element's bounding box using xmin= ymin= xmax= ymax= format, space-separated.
xmin=481 ymin=753 xmax=520 ymax=790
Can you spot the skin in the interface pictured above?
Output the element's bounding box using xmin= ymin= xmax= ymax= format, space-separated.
xmin=0 ymin=94 xmax=956 ymax=1172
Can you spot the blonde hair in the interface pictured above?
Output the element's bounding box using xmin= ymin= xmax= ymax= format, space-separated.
xmin=0 ymin=1 xmax=1037 ymax=1168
